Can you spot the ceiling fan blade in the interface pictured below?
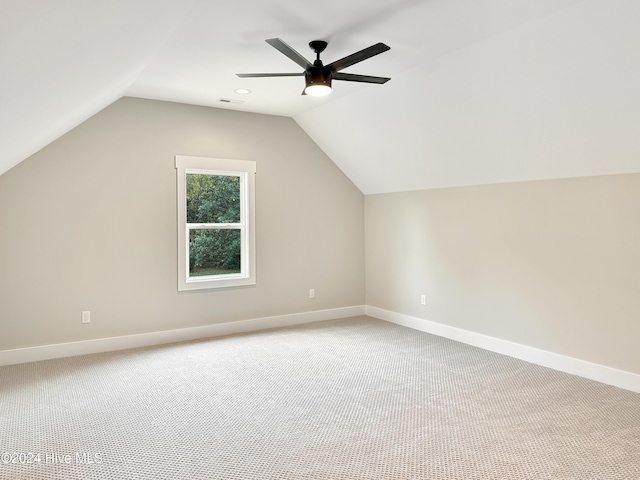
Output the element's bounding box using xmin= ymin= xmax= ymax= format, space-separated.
xmin=236 ymin=72 xmax=304 ymax=78
xmin=265 ymin=38 xmax=313 ymax=70
xmin=333 ymin=72 xmax=390 ymax=84
xmin=328 ymin=43 xmax=390 ymax=72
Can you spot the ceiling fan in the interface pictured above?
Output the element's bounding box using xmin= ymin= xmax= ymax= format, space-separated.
xmin=237 ymin=38 xmax=391 ymax=97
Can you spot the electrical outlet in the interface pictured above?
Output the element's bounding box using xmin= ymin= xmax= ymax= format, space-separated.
xmin=81 ymin=311 xmax=91 ymax=324
xmin=309 ymin=288 xmax=315 ymax=299
xmin=420 ymin=295 xmax=426 ymax=305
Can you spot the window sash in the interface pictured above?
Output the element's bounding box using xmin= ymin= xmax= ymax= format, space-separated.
xmin=187 ymin=223 xmax=241 ymax=229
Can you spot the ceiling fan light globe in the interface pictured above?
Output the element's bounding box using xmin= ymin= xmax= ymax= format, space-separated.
xmin=305 ymin=84 xmax=332 ymax=96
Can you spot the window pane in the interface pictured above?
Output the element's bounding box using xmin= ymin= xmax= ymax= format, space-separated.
xmin=186 ymin=174 xmax=240 ymax=223
xmin=189 ymin=229 xmax=241 ymax=277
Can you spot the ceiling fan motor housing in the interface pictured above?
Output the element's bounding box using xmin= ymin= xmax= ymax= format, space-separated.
xmin=305 ymin=66 xmax=332 ymax=89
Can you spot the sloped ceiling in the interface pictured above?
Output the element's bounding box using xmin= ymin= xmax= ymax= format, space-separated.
xmin=2 ymin=0 xmax=640 ymax=194
xmin=0 ymin=0 xmax=194 ymax=175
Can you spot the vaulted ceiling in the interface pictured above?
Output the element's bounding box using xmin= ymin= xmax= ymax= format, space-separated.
xmin=3 ymin=0 xmax=640 ymax=194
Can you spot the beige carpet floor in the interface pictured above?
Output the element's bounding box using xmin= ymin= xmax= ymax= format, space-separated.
xmin=1 ymin=316 xmax=639 ymax=479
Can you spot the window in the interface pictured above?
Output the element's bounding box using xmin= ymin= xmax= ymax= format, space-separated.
xmin=175 ymin=156 xmax=256 ymax=291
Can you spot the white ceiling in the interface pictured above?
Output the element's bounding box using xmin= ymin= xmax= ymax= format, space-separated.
xmin=3 ymin=0 xmax=640 ymax=193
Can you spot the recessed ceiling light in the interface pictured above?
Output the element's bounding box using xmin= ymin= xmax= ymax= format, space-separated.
xmin=234 ymin=88 xmax=251 ymax=94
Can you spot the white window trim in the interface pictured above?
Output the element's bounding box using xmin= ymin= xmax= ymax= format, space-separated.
xmin=175 ymin=155 xmax=256 ymax=291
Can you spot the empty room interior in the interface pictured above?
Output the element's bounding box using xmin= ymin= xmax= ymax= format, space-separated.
xmin=1 ymin=1 xmax=639 ymax=479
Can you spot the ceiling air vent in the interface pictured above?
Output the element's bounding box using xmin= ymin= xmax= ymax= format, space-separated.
xmin=217 ymin=98 xmax=245 ymax=105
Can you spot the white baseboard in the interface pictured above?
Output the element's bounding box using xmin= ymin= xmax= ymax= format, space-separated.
xmin=366 ymin=306 xmax=640 ymax=394
xmin=4 ymin=304 xmax=638 ymax=394
xmin=0 ymin=305 xmax=365 ymax=367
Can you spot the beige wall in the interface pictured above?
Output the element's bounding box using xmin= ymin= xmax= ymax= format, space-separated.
xmin=3 ymin=95 xmax=638 ymax=378
xmin=0 ymin=97 xmax=365 ymax=350
xmin=365 ymin=175 xmax=640 ymax=374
